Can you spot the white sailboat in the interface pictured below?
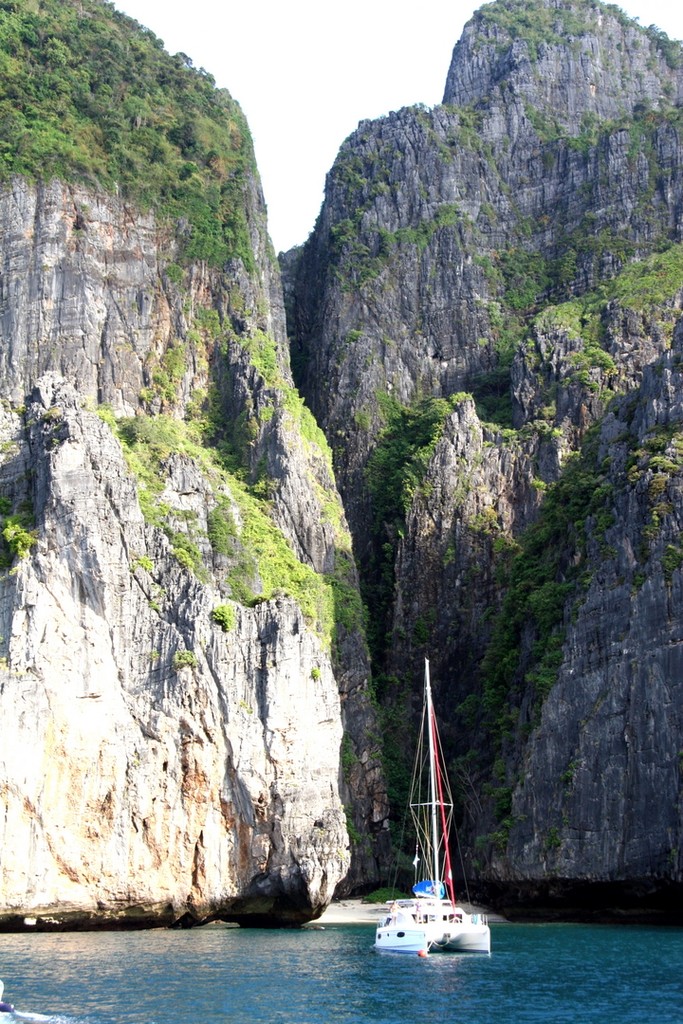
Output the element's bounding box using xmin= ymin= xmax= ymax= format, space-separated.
xmin=374 ymin=659 xmax=491 ymax=955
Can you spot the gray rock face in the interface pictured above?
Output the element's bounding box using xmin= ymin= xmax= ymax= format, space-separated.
xmin=0 ymin=170 xmax=388 ymax=924
xmin=0 ymin=376 xmax=347 ymax=926
xmin=290 ymin=89 xmax=683 ymax=557
xmin=443 ymin=0 xmax=683 ymax=130
xmin=0 ymin=175 xmax=285 ymax=416
xmin=390 ymin=398 xmax=547 ymax=691
xmin=499 ymin=321 xmax=683 ymax=913
xmin=287 ymin=0 xmax=683 ymax=917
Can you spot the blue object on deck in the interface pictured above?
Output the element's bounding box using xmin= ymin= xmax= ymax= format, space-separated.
xmin=412 ymin=879 xmax=446 ymax=899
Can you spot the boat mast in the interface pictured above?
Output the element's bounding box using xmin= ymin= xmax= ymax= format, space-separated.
xmin=425 ymin=659 xmax=441 ymax=889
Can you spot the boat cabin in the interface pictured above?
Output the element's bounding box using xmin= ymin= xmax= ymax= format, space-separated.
xmin=382 ymin=898 xmax=463 ymax=928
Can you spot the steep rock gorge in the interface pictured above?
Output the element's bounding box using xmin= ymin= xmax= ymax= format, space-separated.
xmin=0 ymin=0 xmax=388 ymax=929
xmin=287 ymin=0 xmax=683 ymax=919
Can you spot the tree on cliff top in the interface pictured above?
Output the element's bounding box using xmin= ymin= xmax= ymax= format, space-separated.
xmin=0 ymin=0 xmax=255 ymax=267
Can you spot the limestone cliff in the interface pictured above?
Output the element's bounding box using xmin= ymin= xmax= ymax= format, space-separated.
xmin=6 ymin=0 xmax=683 ymax=928
xmin=288 ymin=0 xmax=683 ymax=919
xmin=493 ymin=317 xmax=683 ymax=918
xmin=0 ymin=377 xmax=346 ymax=928
xmin=0 ymin=0 xmax=388 ymax=929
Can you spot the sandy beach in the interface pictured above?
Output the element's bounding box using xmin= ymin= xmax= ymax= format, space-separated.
xmin=308 ymin=898 xmax=506 ymax=926
xmin=308 ymin=899 xmax=379 ymax=926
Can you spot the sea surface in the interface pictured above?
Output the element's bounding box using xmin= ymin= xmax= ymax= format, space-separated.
xmin=0 ymin=919 xmax=682 ymax=1024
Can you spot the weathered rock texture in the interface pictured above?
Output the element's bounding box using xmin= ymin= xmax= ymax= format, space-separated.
xmin=0 ymin=169 xmax=388 ymax=922
xmin=496 ymin=320 xmax=683 ymax=919
xmin=0 ymin=379 xmax=346 ymax=929
xmin=287 ymin=0 xmax=683 ymax=919
xmin=6 ymin=0 xmax=683 ymax=928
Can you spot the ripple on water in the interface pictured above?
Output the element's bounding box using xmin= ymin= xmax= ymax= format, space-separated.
xmin=0 ymin=921 xmax=681 ymax=1024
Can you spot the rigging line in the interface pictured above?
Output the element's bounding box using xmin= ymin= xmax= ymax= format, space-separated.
xmin=394 ymin=696 xmax=428 ymax=892
xmin=433 ymin=705 xmax=474 ymax=908
xmin=409 ymin=697 xmax=430 ymax=870
xmin=425 ymin=662 xmax=441 ymax=889
xmin=430 ymin=702 xmax=457 ymax=906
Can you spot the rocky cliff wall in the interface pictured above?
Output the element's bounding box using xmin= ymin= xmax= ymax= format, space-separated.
xmin=444 ymin=0 xmax=683 ymax=130
xmin=0 ymin=170 xmax=388 ymax=927
xmin=495 ymin=319 xmax=683 ymax=916
xmin=0 ymin=174 xmax=284 ymax=416
xmin=290 ymin=83 xmax=683 ymax=557
xmin=0 ymin=376 xmax=349 ymax=927
xmin=287 ymin=0 xmax=683 ymax=918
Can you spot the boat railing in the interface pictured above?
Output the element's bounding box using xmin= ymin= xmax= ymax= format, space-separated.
xmin=382 ymin=899 xmax=489 ymax=929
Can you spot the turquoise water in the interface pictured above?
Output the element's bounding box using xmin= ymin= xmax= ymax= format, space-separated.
xmin=0 ymin=920 xmax=682 ymax=1023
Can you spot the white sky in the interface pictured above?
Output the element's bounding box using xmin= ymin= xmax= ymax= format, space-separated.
xmin=114 ymin=0 xmax=683 ymax=254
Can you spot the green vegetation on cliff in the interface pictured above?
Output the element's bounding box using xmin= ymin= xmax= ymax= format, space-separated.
xmin=481 ymin=432 xmax=608 ymax=732
xmin=0 ymin=0 xmax=255 ymax=267
xmin=364 ymin=392 xmax=467 ymax=660
xmin=0 ymin=0 xmax=366 ymax=661
xmin=104 ymin=410 xmax=337 ymax=643
xmin=477 ymin=0 xmax=623 ymax=52
xmin=475 ymin=0 xmax=681 ymax=69
xmin=0 ymin=495 xmax=36 ymax=567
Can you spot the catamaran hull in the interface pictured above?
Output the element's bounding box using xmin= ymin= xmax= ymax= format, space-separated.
xmin=374 ymin=926 xmax=430 ymax=954
xmin=429 ymin=923 xmax=491 ymax=953
xmin=374 ymin=921 xmax=491 ymax=954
